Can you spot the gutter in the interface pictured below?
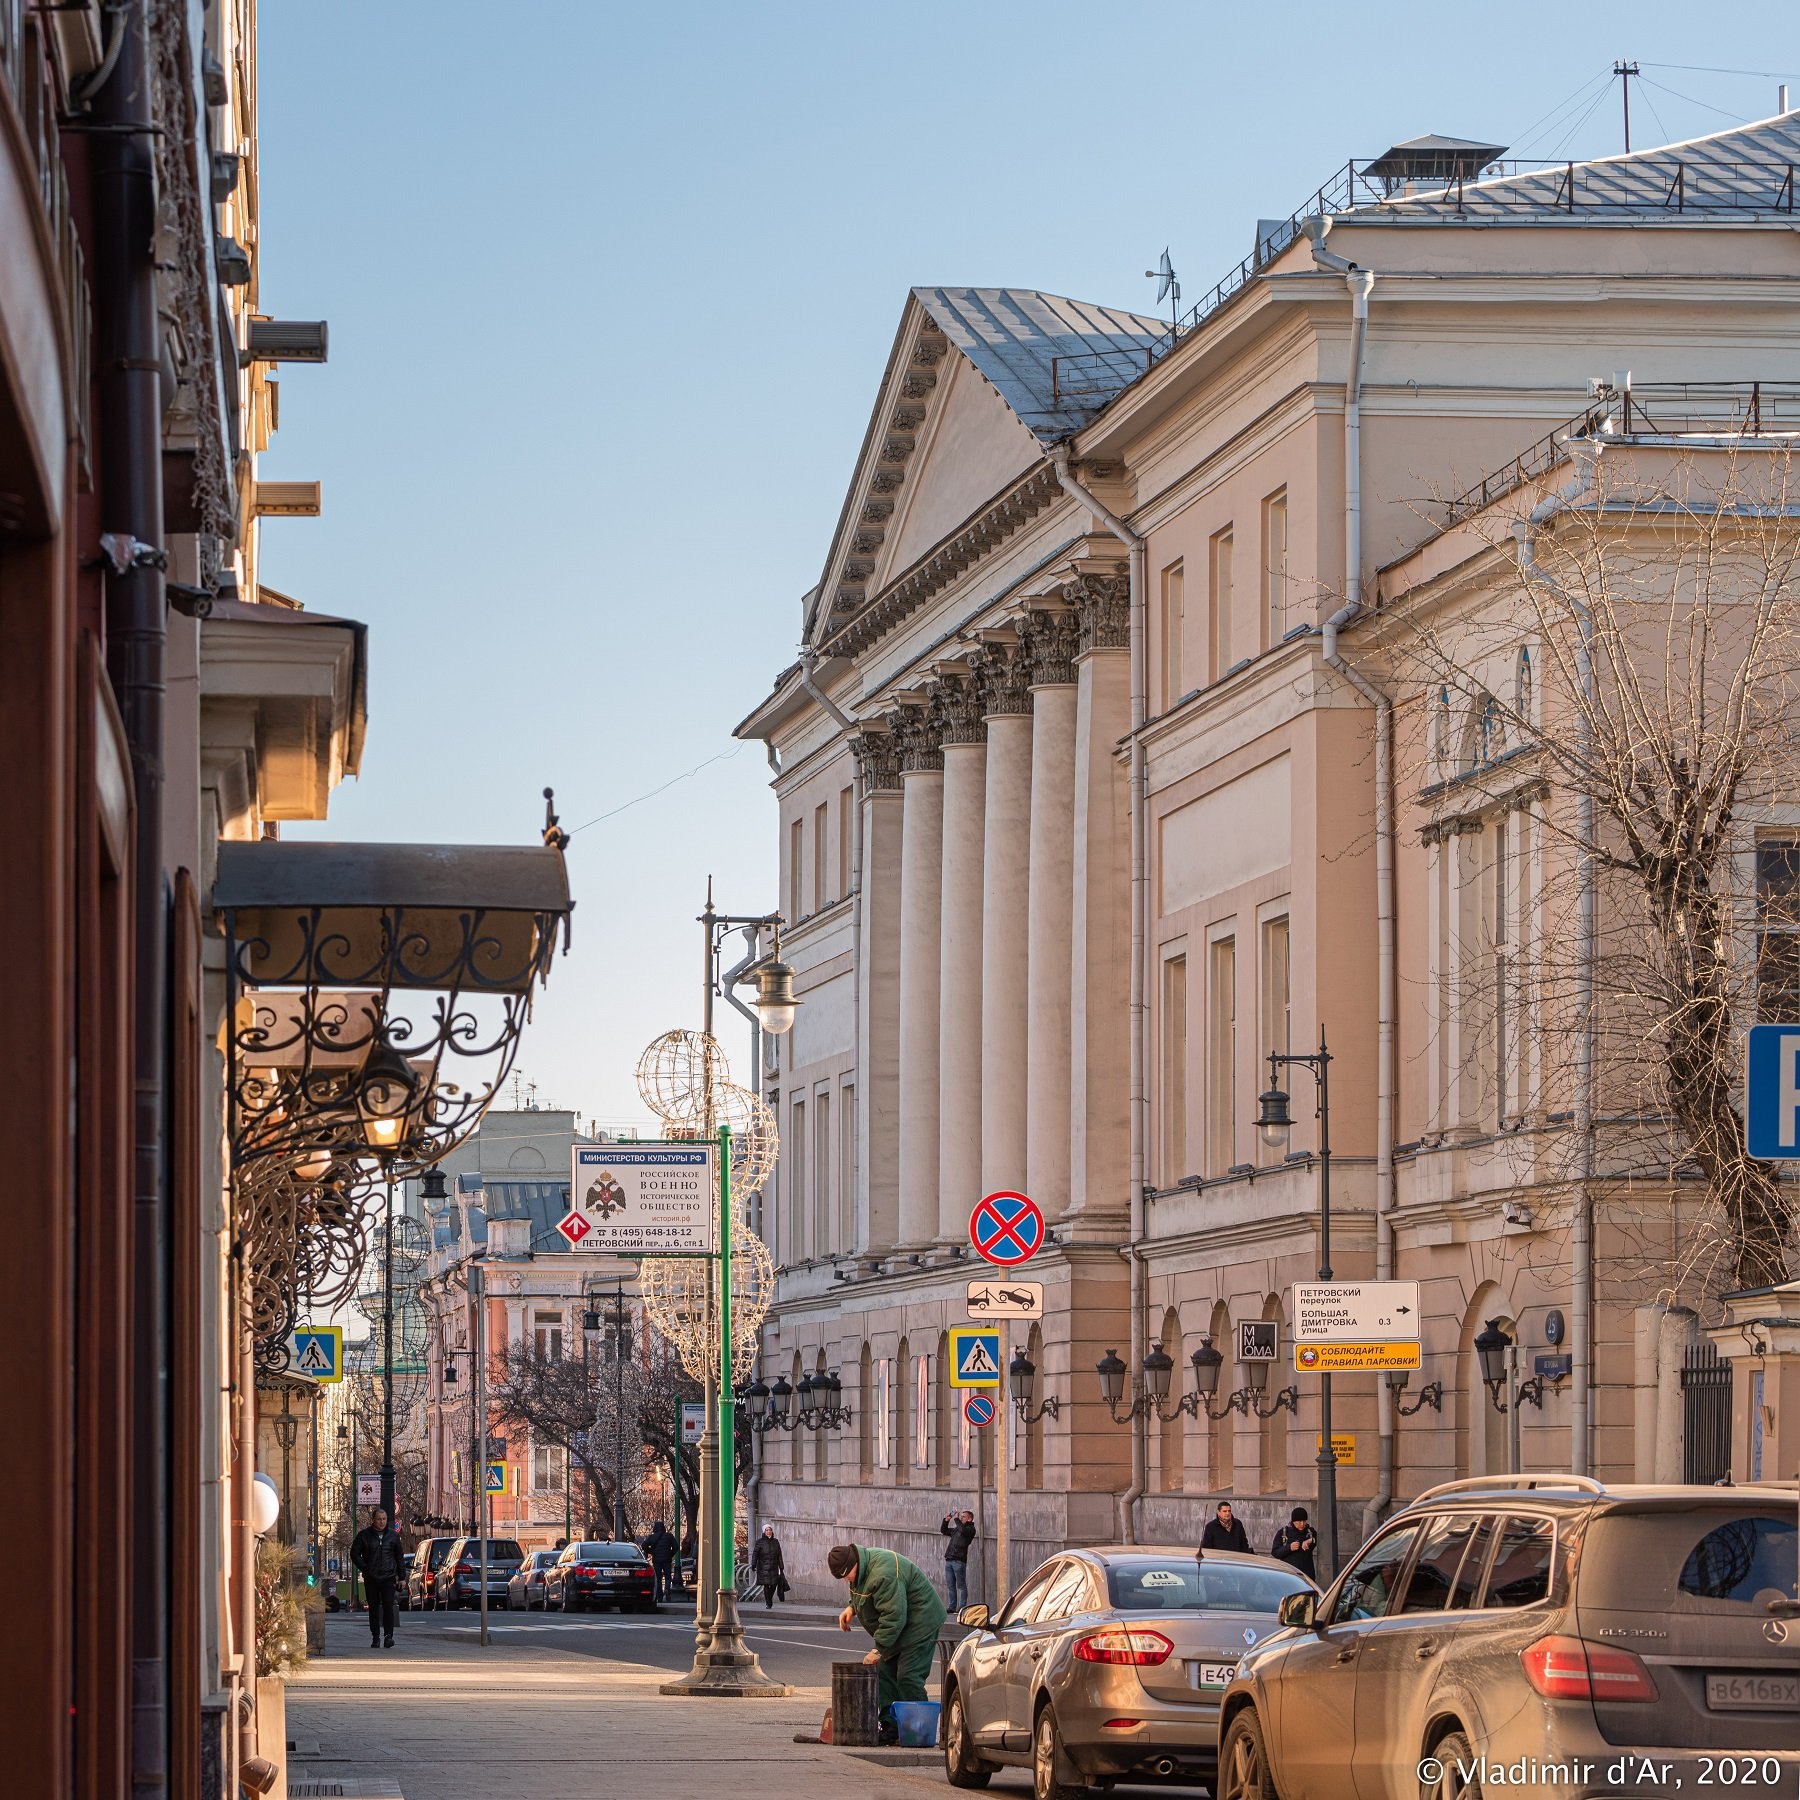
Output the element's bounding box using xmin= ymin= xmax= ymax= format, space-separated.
xmin=1511 ymin=437 xmax=1603 ymax=1477
xmin=1306 ymin=223 xmax=1397 ymax=1544
xmin=1049 ymin=448 xmax=1148 ymax=1545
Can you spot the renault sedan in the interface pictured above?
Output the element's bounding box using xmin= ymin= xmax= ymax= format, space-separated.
xmin=942 ymin=1545 xmax=1315 ymax=1796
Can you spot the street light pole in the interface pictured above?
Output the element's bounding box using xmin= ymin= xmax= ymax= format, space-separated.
xmin=380 ymin=1174 xmax=397 ymax=1520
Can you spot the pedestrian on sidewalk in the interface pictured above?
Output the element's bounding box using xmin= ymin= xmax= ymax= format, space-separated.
xmin=1270 ymin=1507 xmax=1318 ymax=1580
xmin=751 ymin=1525 xmax=787 ymax=1609
xmin=829 ymin=1542 xmax=946 ymax=1746
xmin=940 ymin=1508 xmax=976 ymax=1612
xmin=1200 ymin=1501 xmax=1251 ymax=1553
xmin=350 ymin=1506 xmax=405 ymax=1649
xmin=640 ymin=1520 xmax=677 ymax=1602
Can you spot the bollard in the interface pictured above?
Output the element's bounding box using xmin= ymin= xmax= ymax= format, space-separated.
xmin=830 ymin=1660 xmax=880 ymax=1747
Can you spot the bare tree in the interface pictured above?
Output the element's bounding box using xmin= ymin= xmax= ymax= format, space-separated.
xmin=1375 ymin=438 xmax=1800 ymax=1296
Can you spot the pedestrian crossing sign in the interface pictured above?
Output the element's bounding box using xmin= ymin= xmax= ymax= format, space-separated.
xmin=290 ymin=1324 xmax=343 ymax=1384
xmin=485 ymin=1461 xmax=507 ymax=1496
xmin=948 ymin=1326 xmax=1001 ymax=1389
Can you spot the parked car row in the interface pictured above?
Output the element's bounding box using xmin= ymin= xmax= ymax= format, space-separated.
xmin=401 ymin=1536 xmax=525 ymax=1610
xmin=942 ymin=1477 xmax=1800 ymax=1799
xmin=398 ymin=1535 xmax=665 ymax=1614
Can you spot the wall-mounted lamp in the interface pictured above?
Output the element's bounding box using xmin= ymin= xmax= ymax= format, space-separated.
xmin=1386 ymin=1365 xmax=1444 ymax=1415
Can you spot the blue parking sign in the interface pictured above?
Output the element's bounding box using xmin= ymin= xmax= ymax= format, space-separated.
xmin=1745 ymin=1024 xmax=1800 ymax=1158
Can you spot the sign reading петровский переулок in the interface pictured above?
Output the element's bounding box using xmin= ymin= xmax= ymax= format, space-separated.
xmin=567 ymin=1143 xmax=716 ymax=1253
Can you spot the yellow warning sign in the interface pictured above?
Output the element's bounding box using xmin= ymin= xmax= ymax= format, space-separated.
xmin=1316 ymin=1434 xmax=1358 ymax=1466
xmin=1293 ymin=1341 xmax=1421 ymax=1373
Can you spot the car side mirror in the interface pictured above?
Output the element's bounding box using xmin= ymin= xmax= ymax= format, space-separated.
xmin=958 ymin=1604 xmax=991 ymax=1629
xmin=1277 ymin=1592 xmax=1318 ymax=1630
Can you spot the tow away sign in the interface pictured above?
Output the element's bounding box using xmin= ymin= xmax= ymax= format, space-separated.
xmin=1291 ymin=1282 xmax=1421 ymax=1343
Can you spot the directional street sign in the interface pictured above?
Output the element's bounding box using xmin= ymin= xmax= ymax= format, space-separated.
xmin=948 ymin=1326 xmax=1002 ymax=1388
xmin=1237 ymin=1320 xmax=1278 ymax=1364
xmin=484 ymin=1461 xmax=507 ymax=1496
xmin=1746 ymin=1024 xmax=1800 ymax=1158
xmin=1292 ymin=1282 xmax=1421 ymax=1343
xmin=290 ymin=1324 xmax=343 ymax=1383
xmin=963 ymin=1392 xmax=997 ymax=1428
xmin=1294 ymin=1341 xmax=1421 ymax=1373
xmin=966 ymin=1279 xmax=1043 ymax=1320
xmin=969 ymin=1190 xmax=1044 ymax=1267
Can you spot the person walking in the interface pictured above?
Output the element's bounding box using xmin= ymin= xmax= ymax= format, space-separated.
xmin=830 ymin=1542 xmax=946 ymax=1745
xmin=940 ymin=1508 xmax=976 ymax=1612
xmin=640 ymin=1520 xmax=677 ymax=1602
xmin=1270 ymin=1507 xmax=1318 ymax=1580
xmin=350 ymin=1505 xmax=405 ymax=1649
xmin=751 ymin=1524 xmax=787 ymax=1609
xmin=1200 ymin=1501 xmax=1251 ymax=1553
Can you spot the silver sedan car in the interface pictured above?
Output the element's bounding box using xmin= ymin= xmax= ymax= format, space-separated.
xmin=943 ymin=1546 xmax=1317 ymax=1797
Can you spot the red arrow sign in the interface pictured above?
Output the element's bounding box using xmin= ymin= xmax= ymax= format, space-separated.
xmin=556 ymin=1209 xmax=592 ymax=1247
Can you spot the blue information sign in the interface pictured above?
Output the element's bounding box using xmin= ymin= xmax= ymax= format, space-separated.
xmin=1745 ymin=1024 xmax=1800 ymax=1159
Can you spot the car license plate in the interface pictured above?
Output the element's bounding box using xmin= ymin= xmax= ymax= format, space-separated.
xmin=1707 ymin=1673 xmax=1799 ymax=1711
xmin=1193 ymin=1661 xmax=1238 ymax=1690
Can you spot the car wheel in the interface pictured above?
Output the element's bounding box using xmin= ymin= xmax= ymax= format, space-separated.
xmin=1218 ymin=1709 xmax=1281 ymax=1800
xmin=942 ymin=1687 xmax=992 ymax=1789
xmin=1032 ymin=1704 xmax=1088 ymax=1800
xmin=1422 ymin=1733 xmax=1481 ymax=1800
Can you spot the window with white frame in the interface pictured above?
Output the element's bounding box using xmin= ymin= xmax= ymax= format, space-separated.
xmin=1162 ymin=952 xmax=1188 ymax=1182
xmin=1208 ymin=935 xmax=1238 ymax=1173
xmin=533 ymin=1309 xmax=563 ymax=1361
xmin=1263 ymin=489 xmax=1289 ymax=645
xmin=532 ymin=1440 xmax=565 ymax=1494
xmin=913 ymin=1352 xmax=930 ymax=1468
xmin=876 ymin=1357 xmax=892 ymax=1469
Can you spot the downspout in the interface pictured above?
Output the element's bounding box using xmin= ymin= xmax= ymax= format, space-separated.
xmin=95 ymin=5 xmax=171 ymax=1791
xmin=1050 ymin=448 xmax=1148 ymax=1544
xmin=1306 ymin=226 xmax=1398 ymax=1538
xmin=1511 ymin=438 xmax=1602 ymax=1478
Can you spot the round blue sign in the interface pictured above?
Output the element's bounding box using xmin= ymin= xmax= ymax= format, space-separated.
xmin=963 ymin=1392 xmax=997 ymax=1428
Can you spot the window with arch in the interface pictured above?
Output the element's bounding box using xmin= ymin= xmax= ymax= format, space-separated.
xmin=1207 ymin=1300 xmax=1234 ymax=1492
xmin=789 ymin=1351 xmax=804 ymax=1481
xmin=857 ymin=1344 xmax=872 ymax=1484
xmin=813 ymin=1349 xmax=828 ymax=1481
xmin=1454 ymin=1294 xmax=1512 ymax=1480
xmin=1514 ymin=645 xmax=1533 ymax=730
xmin=935 ymin=1330 xmax=952 ymax=1483
xmin=1025 ymin=1322 xmax=1046 ymax=1490
xmin=1462 ymin=688 xmax=1502 ymax=773
xmin=895 ymin=1338 xmax=911 ymax=1486
xmin=1258 ymin=1295 xmax=1288 ymax=1493
xmin=1158 ymin=1306 xmax=1185 ymax=1493
xmin=1433 ymin=686 xmax=1451 ymax=773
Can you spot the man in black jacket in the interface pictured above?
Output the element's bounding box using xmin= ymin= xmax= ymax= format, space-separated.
xmin=1270 ymin=1507 xmax=1318 ymax=1579
xmin=350 ymin=1506 xmax=405 ymax=1649
xmin=940 ymin=1509 xmax=976 ymax=1611
xmin=640 ymin=1521 xmax=677 ymax=1601
xmin=1199 ymin=1501 xmax=1251 ymax=1553
xmin=750 ymin=1525 xmax=787 ymax=1609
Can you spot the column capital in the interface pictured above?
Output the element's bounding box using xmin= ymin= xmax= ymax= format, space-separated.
xmin=930 ymin=669 xmax=988 ymax=746
xmin=970 ymin=639 xmax=1033 ymax=718
xmin=853 ymin=725 xmax=904 ymax=793
xmin=891 ymin=702 xmax=944 ymax=774
xmin=1021 ymin=608 xmax=1080 ymax=688
xmin=1065 ymin=568 xmax=1131 ymax=653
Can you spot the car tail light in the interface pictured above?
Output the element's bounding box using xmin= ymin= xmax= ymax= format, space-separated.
xmin=1074 ymin=1628 xmax=1175 ymax=1667
xmin=1521 ymin=1636 xmax=1658 ymax=1703
xmin=454 ymin=1561 xmax=473 ymax=1575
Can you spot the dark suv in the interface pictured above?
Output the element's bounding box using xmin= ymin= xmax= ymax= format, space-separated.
xmin=1218 ymin=1476 xmax=1799 ymax=1800
xmin=437 ymin=1537 xmax=526 ymax=1609
xmin=404 ymin=1536 xmax=456 ymax=1611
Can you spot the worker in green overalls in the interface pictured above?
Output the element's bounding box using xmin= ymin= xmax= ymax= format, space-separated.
xmin=829 ymin=1542 xmax=947 ymax=1742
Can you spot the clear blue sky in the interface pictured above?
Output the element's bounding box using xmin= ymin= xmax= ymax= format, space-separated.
xmin=256 ymin=1 xmax=1799 ymax=1130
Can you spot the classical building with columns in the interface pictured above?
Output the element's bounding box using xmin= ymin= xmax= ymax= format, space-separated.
xmin=738 ymin=115 xmax=1800 ymax=1598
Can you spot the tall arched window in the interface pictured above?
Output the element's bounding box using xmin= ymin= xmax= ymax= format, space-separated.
xmin=1433 ymin=686 xmax=1451 ymax=773
xmin=1158 ymin=1306 xmax=1185 ymax=1493
xmin=1025 ymin=1322 xmax=1046 ymax=1490
xmin=1258 ymin=1294 xmax=1288 ymax=1494
xmin=935 ymin=1330 xmax=952 ymax=1484
xmin=1207 ymin=1300 xmax=1235 ymax=1493
xmin=789 ymin=1350 xmax=804 ymax=1481
xmin=896 ymin=1336 xmax=912 ymax=1486
xmin=857 ymin=1343 xmax=873 ymax=1484
xmin=1514 ymin=645 xmax=1533 ymax=730
xmin=813 ymin=1349 xmax=828 ymax=1482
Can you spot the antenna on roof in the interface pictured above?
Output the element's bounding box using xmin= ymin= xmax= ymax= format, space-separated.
xmin=1613 ymin=59 xmax=1640 ymax=152
xmin=1145 ymin=248 xmax=1180 ymax=332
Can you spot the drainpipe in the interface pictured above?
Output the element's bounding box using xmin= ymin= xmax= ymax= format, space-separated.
xmin=94 ymin=5 xmax=170 ymax=1792
xmin=1050 ymin=448 xmax=1148 ymax=1544
xmin=1511 ymin=438 xmax=1602 ymax=1478
xmin=1305 ymin=225 xmax=1398 ymax=1539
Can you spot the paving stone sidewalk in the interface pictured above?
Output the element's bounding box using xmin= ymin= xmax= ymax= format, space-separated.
xmin=285 ymin=1623 xmax=949 ymax=1800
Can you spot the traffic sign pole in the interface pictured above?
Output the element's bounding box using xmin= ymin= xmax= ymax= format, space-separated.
xmin=996 ymin=1317 xmax=1010 ymax=1610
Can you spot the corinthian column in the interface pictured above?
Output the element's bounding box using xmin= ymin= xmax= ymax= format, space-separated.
xmin=935 ymin=671 xmax=987 ymax=1243
xmin=853 ymin=726 xmax=904 ymax=1254
xmin=1067 ymin=570 xmax=1132 ymax=1228
xmin=1023 ymin=609 xmax=1080 ymax=1221
xmin=974 ymin=639 xmax=1033 ymax=1197
xmin=895 ymin=701 xmax=944 ymax=1249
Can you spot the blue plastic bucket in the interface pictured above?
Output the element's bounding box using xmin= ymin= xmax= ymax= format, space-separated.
xmin=891 ymin=1700 xmax=941 ymax=1747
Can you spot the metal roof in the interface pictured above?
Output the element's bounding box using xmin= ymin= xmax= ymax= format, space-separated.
xmin=1347 ymin=110 xmax=1800 ymax=219
xmin=213 ymin=840 xmax=572 ymax=915
xmin=913 ymin=286 xmax=1167 ymax=440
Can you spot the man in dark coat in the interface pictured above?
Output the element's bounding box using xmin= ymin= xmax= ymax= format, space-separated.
xmin=640 ymin=1521 xmax=676 ymax=1600
xmin=831 ymin=1542 xmax=946 ymax=1743
xmin=1199 ymin=1501 xmax=1251 ymax=1553
xmin=940 ymin=1509 xmax=976 ymax=1612
xmin=750 ymin=1525 xmax=787 ymax=1609
xmin=350 ymin=1506 xmax=405 ymax=1649
xmin=1271 ymin=1507 xmax=1318 ymax=1580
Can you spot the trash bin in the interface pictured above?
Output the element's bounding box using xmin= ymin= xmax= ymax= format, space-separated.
xmin=830 ymin=1660 xmax=880 ymax=1747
